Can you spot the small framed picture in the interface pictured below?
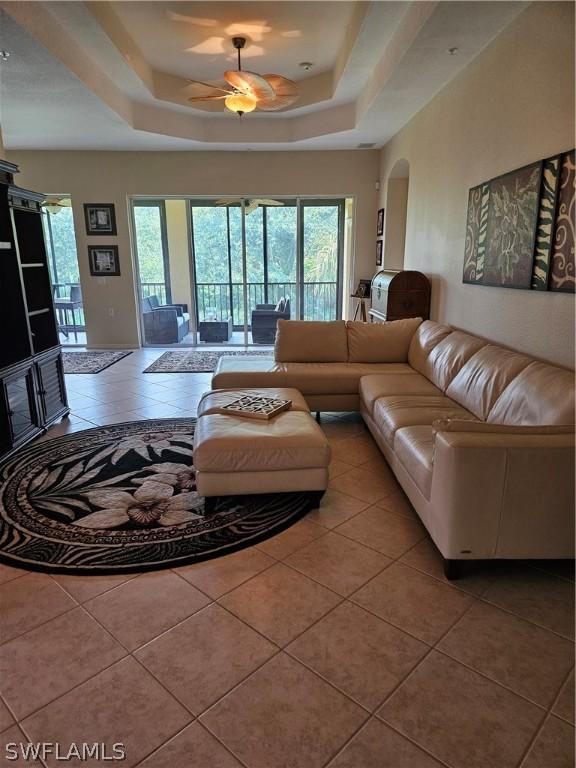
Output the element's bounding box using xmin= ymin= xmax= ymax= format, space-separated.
xmin=377 ymin=208 xmax=384 ymax=237
xmin=376 ymin=240 xmax=383 ymax=267
xmin=353 ymin=279 xmax=372 ymax=298
xmin=84 ymin=203 xmax=117 ymax=235
xmin=88 ymin=245 xmax=120 ymax=276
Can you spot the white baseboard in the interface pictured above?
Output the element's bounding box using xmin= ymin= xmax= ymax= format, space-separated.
xmin=85 ymin=344 xmax=140 ymax=350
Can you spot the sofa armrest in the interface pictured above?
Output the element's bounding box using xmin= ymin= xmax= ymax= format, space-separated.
xmin=252 ymin=310 xmax=287 ymax=318
xmin=159 ymin=303 xmax=187 ymax=316
xmin=429 ymin=430 xmax=575 ymax=560
xmin=433 ymin=418 xmax=574 ymax=436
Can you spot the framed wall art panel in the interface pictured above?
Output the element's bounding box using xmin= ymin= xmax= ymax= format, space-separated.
xmin=482 ymin=161 xmax=542 ymax=290
xmin=463 ymin=183 xmax=489 ymax=284
xmin=549 ymin=150 xmax=575 ymax=293
xmin=532 ymin=155 xmax=561 ymax=290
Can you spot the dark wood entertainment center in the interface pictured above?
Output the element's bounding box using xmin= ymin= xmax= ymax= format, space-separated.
xmin=0 ymin=159 xmax=69 ymax=460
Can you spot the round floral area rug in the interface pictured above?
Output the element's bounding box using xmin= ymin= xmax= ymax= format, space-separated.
xmin=0 ymin=419 xmax=313 ymax=574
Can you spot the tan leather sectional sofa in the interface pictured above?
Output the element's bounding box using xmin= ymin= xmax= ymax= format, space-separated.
xmin=212 ymin=318 xmax=575 ymax=574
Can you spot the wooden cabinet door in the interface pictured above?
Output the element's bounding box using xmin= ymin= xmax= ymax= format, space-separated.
xmin=35 ymin=351 xmax=68 ymax=425
xmin=1 ymin=364 xmax=41 ymax=450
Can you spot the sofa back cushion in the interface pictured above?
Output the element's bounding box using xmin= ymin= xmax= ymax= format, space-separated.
xmin=346 ymin=318 xmax=422 ymax=363
xmin=274 ymin=319 xmax=348 ymax=362
xmin=446 ymin=345 xmax=532 ymax=421
xmin=408 ymin=320 xmax=452 ymax=375
xmin=487 ymin=361 xmax=575 ymax=426
xmin=423 ymin=331 xmax=487 ymax=392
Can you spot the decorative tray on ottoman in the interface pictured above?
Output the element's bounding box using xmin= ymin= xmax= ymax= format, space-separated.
xmin=218 ymin=394 xmax=292 ymax=420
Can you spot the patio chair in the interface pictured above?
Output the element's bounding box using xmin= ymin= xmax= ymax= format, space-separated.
xmin=251 ymin=297 xmax=291 ymax=344
xmin=142 ymin=295 xmax=190 ymax=344
xmin=53 ymin=284 xmax=83 ymax=342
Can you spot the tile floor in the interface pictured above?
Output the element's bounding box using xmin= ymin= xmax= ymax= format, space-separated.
xmin=0 ymin=348 xmax=574 ymax=768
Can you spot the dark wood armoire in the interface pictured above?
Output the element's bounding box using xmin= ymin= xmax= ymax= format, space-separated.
xmin=0 ymin=159 xmax=69 ymax=460
xmin=369 ymin=270 xmax=431 ymax=323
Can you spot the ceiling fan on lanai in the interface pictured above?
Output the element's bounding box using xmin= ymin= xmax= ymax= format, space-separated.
xmin=42 ymin=197 xmax=72 ymax=215
xmin=214 ymin=198 xmax=284 ymax=215
xmin=187 ymin=36 xmax=298 ymax=117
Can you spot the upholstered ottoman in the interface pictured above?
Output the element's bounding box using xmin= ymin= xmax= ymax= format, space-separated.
xmin=193 ymin=388 xmax=331 ymax=514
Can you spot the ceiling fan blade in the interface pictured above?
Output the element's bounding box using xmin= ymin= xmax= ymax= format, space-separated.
xmin=214 ymin=198 xmax=240 ymax=207
xmin=263 ymin=74 xmax=298 ymax=98
xmin=188 ymin=95 xmax=228 ymax=102
xmin=257 ymin=74 xmax=299 ymax=110
xmin=186 ymin=78 xmax=232 ymax=94
xmin=223 ymin=70 xmax=275 ymax=100
xmin=256 ymin=199 xmax=285 ymax=207
xmin=245 ymin=200 xmax=259 ymax=215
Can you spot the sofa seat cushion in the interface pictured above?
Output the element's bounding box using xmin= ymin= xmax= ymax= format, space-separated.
xmin=373 ymin=395 xmax=477 ymax=446
xmin=212 ymin=356 xmax=415 ymax=395
xmin=359 ymin=373 xmax=441 ymax=416
xmin=281 ymin=363 xmax=415 ymax=395
xmin=395 ymin=426 xmax=434 ymax=498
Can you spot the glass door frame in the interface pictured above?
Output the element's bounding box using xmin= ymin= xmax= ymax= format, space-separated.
xmin=132 ymin=199 xmax=172 ymax=305
xmin=299 ymin=198 xmax=345 ymax=322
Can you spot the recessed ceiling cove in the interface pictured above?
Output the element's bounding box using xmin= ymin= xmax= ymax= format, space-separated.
xmin=0 ymin=0 xmax=527 ymax=150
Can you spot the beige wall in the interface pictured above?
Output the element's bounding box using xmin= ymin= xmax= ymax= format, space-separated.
xmin=383 ymin=178 xmax=408 ymax=271
xmin=379 ymin=1 xmax=575 ymax=369
xmin=7 ymin=150 xmax=379 ymax=348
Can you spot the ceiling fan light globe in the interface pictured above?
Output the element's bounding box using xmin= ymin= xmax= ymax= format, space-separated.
xmin=225 ymin=92 xmax=257 ymax=114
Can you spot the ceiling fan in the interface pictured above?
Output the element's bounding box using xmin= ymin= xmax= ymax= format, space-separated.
xmin=187 ymin=36 xmax=298 ymax=116
xmin=215 ymin=198 xmax=285 ymax=215
xmin=42 ymin=197 xmax=72 ymax=215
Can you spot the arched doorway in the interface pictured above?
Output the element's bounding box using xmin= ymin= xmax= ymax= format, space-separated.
xmin=384 ymin=159 xmax=409 ymax=270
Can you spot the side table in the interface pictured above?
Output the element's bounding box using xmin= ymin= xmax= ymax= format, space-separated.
xmin=199 ymin=317 xmax=233 ymax=343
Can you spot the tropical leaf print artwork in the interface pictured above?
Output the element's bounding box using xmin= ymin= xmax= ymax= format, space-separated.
xmin=483 ymin=162 xmax=542 ymax=289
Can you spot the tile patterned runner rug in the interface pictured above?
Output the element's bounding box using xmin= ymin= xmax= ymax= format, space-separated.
xmin=144 ymin=350 xmax=272 ymax=373
xmin=63 ymin=351 xmax=133 ymax=374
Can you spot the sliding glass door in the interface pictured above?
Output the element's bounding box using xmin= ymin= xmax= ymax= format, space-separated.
xmin=133 ymin=201 xmax=171 ymax=305
xmin=132 ymin=196 xmax=345 ymax=346
xmin=42 ymin=199 xmax=84 ymax=346
xmin=189 ymin=198 xmax=344 ymax=344
xmin=302 ymin=201 xmax=343 ymax=321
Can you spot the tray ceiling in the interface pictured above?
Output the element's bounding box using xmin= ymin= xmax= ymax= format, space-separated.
xmin=0 ymin=1 xmax=527 ymax=150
